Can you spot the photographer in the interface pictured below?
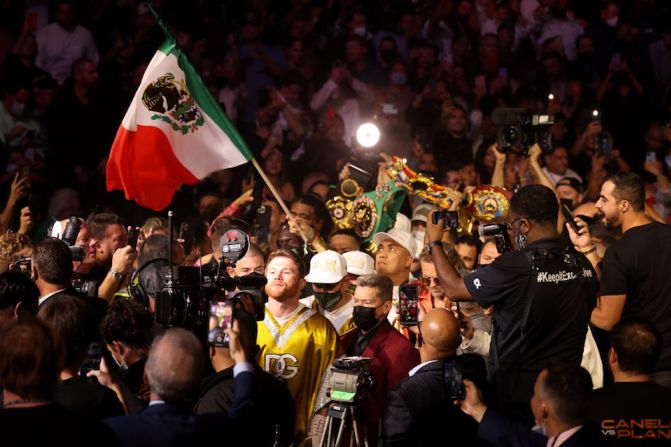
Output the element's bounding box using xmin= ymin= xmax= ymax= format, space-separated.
xmin=427 ymin=185 xmax=597 ymax=422
xmin=340 ymin=274 xmax=420 ymax=445
xmin=382 ymin=308 xmax=486 ymax=446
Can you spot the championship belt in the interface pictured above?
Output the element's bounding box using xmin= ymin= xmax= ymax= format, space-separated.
xmin=385 ymin=156 xmax=462 ymax=210
xmin=460 ymin=185 xmax=511 ymax=222
xmin=326 ymin=180 xmax=406 ymax=244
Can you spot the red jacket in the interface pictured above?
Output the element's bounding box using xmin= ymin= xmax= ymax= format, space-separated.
xmin=340 ymin=320 xmax=420 ymax=443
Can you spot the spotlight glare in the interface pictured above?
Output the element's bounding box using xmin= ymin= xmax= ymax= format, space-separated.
xmin=356 ymin=123 xmax=381 ymax=148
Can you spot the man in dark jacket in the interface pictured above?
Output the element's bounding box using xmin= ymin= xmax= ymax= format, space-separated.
xmin=382 ymin=308 xmax=487 ymax=446
xmin=105 ymin=326 xmax=256 ymax=447
xmin=194 ymin=300 xmax=295 ymax=446
xmin=339 ymin=274 xmax=420 ymax=445
xmin=458 ymin=363 xmax=604 ymax=447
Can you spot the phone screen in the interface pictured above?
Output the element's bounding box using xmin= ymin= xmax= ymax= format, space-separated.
xmin=207 ymin=300 xmax=232 ymax=347
xmin=254 ymin=205 xmax=271 ymax=245
xmin=399 ymin=284 xmax=419 ymax=326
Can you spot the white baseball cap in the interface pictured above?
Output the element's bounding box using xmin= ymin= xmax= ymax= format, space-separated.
xmin=342 ymin=251 xmax=375 ymax=276
xmin=411 ymin=204 xmax=437 ymax=223
xmin=304 ymin=250 xmax=348 ymax=284
xmin=394 ymin=213 xmax=411 ymax=233
xmin=372 ymin=228 xmax=417 ymax=259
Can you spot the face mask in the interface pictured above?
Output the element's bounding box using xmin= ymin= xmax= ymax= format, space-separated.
xmin=513 ymin=223 xmax=528 ymax=250
xmin=10 ymin=101 xmax=26 ymax=116
xmin=352 ymin=305 xmax=379 ymax=331
xmin=111 ymin=353 xmax=128 ymax=371
xmin=353 ymin=27 xmax=367 ymax=37
xmin=531 ymin=424 xmax=546 ymax=436
xmin=606 ymin=17 xmax=619 ymax=28
xmin=314 ymin=291 xmax=342 ymax=311
xmin=390 ymin=72 xmax=408 ymax=85
xmin=412 ymin=229 xmax=425 ymax=241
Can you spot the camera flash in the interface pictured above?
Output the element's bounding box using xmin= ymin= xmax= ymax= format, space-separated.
xmin=356 ymin=123 xmax=381 ymax=148
xmin=592 ymin=110 xmax=599 ymax=117
xmin=548 ymin=94 xmax=554 ymax=100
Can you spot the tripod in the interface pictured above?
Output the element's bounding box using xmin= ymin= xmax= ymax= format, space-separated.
xmin=318 ymin=402 xmax=367 ymax=447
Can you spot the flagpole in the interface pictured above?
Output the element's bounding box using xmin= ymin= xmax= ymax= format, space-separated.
xmin=250 ymin=157 xmax=291 ymax=216
xmin=250 ymin=157 xmax=309 ymax=243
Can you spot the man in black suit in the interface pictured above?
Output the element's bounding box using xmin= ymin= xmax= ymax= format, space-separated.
xmin=458 ymin=363 xmax=604 ymax=447
xmin=195 ymin=298 xmax=295 ymax=446
xmin=382 ymin=308 xmax=487 ymax=446
xmin=104 ymin=324 xmax=256 ymax=447
xmin=32 ymin=238 xmax=78 ymax=309
xmin=32 ymin=238 xmax=107 ymax=319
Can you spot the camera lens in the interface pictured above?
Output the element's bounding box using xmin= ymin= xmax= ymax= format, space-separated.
xmin=500 ymin=126 xmax=521 ymax=147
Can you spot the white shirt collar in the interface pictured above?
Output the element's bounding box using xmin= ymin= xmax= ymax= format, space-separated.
xmin=38 ymin=288 xmax=67 ymax=306
xmin=148 ymin=400 xmax=165 ymax=407
xmin=409 ymin=359 xmax=440 ymax=377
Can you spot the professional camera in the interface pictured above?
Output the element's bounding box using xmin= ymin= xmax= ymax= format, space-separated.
xmin=144 ymin=229 xmax=267 ymax=333
xmin=323 ymin=357 xmax=374 ymax=404
xmin=51 ymin=216 xmax=85 ymax=262
xmin=9 ymin=255 xmax=32 ymax=276
xmin=492 ymin=107 xmax=554 ymax=156
xmin=478 ymin=223 xmax=513 ymax=254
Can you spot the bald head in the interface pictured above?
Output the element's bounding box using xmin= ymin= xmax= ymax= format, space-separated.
xmin=421 ymin=308 xmax=460 ymax=359
xmin=146 ymin=328 xmax=203 ymax=404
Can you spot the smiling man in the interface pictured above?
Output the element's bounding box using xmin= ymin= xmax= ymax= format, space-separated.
xmin=256 ymin=249 xmax=340 ymax=440
xmin=571 ymin=173 xmax=671 ymax=388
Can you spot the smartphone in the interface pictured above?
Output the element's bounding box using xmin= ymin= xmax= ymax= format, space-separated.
xmin=79 ymin=342 xmax=102 ymax=379
xmin=561 ymin=204 xmax=581 ymax=234
xmin=432 ymin=210 xmax=459 ymax=229
xmin=646 ymin=151 xmax=657 ymax=163
xmin=127 ymin=228 xmax=140 ymax=251
xmin=346 ymin=163 xmax=372 ymax=191
xmin=443 ymin=359 xmax=465 ymax=400
xmin=598 ymin=133 xmax=610 ymax=156
xmin=207 ymin=299 xmax=233 ymax=347
xmin=399 ymin=284 xmax=419 ymax=326
xmin=254 ymin=205 xmax=271 ymax=245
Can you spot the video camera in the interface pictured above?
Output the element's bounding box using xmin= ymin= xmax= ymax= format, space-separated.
xmin=478 ymin=223 xmax=513 ymax=254
xmin=323 ymin=357 xmax=374 ymax=404
xmin=492 ymin=107 xmax=554 ymax=156
xmin=144 ymin=229 xmax=267 ymax=335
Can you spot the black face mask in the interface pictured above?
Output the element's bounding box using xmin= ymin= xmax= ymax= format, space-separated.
xmin=352 ymin=305 xmax=379 ymax=331
xmin=314 ymin=291 xmax=342 ymax=311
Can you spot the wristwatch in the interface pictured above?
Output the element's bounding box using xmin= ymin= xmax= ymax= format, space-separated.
xmin=110 ymin=270 xmax=126 ymax=282
xmin=427 ymin=241 xmax=443 ymax=252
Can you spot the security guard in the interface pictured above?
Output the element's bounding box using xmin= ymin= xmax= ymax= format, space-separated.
xmin=426 ymin=185 xmax=597 ymax=422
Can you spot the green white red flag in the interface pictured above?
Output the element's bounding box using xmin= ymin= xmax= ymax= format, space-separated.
xmin=106 ymin=37 xmax=252 ymax=210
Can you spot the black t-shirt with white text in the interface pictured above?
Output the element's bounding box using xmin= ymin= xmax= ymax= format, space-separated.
xmin=464 ymin=237 xmax=597 ymax=401
xmin=600 ymin=222 xmax=671 ymax=371
xmin=588 ymin=381 xmax=671 ymax=446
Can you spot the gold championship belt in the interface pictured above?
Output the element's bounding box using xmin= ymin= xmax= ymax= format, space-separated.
xmin=385 ymin=157 xmax=462 ymax=210
xmin=385 ymin=157 xmax=511 ymax=233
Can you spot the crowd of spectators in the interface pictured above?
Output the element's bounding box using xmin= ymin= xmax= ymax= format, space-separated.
xmin=1 ymin=0 xmax=671 ymax=446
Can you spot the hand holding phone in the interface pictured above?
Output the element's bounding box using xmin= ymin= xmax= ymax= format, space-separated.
xmin=399 ymin=284 xmax=419 ymax=326
xmin=561 ymin=204 xmax=581 ymax=234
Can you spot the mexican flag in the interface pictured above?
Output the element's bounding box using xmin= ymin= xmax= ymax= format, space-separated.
xmin=106 ymin=37 xmax=252 ymax=211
